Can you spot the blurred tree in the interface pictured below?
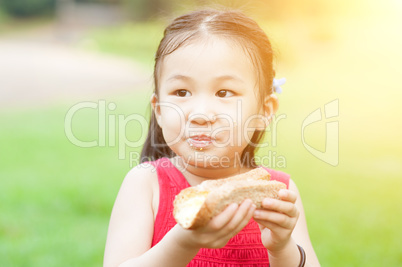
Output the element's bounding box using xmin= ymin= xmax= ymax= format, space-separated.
xmin=122 ymin=0 xmax=173 ymax=20
xmin=55 ymin=0 xmax=174 ymax=20
xmin=183 ymin=0 xmax=340 ymax=22
xmin=0 ymin=0 xmax=56 ymax=17
xmin=75 ymin=0 xmax=120 ymax=3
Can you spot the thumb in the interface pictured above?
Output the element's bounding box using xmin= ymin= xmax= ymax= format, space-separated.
xmin=257 ymin=222 xmax=265 ymax=232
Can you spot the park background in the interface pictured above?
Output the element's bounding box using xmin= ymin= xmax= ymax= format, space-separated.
xmin=0 ymin=0 xmax=401 ymax=266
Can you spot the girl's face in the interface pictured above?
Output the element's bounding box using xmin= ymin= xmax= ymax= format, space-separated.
xmin=153 ymin=37 xmax=274 ymax=168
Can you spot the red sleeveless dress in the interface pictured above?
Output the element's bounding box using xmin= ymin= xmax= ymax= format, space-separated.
xmin=149 ymin=157 xmax=290 ymax=267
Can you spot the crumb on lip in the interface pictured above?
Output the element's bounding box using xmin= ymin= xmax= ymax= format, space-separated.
xmin=187 ymin=137 xmax=212 ymax=150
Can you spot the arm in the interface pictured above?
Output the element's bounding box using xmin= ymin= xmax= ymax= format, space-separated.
xmin=254 ymin=179 xmax=320 ymax=267
xmin=104 ymin=164 xmax=257 ymax=267
xmin=103 ymin=165 xmax=199 ymax=267
xmin=289 ymin=179 xmax=320 ymax=266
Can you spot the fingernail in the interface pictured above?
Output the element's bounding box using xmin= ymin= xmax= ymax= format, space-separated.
xmin=250 ymin=204 xmax=256 ymax=213
xmin=279 ymin=189 xmax=287 ymax=197
xmin=227 ymin=204 xmax=235 ymax=211
xmin=263 ymin=199 xmax=273 ymax=206
xmin=240 ymin=200 xmax=249 ymax=207
xmin=254 ymin=210 xmax=260 ymax=217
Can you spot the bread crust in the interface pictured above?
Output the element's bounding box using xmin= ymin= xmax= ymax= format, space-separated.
xmin=173 ymin=167 xmax=286 ymax=229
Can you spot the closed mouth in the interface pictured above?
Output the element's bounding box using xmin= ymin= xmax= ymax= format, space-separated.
xmin=187 ymin=135 xmax=213 ymax=150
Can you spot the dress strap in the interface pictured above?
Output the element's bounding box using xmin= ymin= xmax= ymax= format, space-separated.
xmin=148 ymin=157 xmax=191 ymax=246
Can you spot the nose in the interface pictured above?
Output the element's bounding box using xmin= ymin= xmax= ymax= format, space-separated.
xmin=188 ymin=99 xmax=216 ymax=125
xmin=189 ymin=113 xmax=216 ymax=125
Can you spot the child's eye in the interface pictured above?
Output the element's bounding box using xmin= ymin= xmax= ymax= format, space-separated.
xmin=216 ymin=90 xmax=234 ymax=98
xmin=175 ymin=89 xmax=191 ymax=97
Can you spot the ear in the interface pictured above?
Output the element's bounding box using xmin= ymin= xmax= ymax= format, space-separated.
xmin=255 ymin=94 xmax=279 ymax=130
xmin=151 ymin=93 xmax=163 ymax=127
xmin=263 ymin=93 xmax=278 ymax=117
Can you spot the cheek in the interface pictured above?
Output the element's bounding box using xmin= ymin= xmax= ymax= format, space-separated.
xmin=159 ymin=106 xmax=186 ymax=143
xmin=212 ymin=110 xmax=261 ymax=147
xmin=240 ymin=106 xmax=265 ymax=142
xmin=159 ymin=104 xmax=185 ymax=125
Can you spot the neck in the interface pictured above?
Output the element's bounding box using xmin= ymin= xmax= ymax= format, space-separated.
xmin=171 ymin=156 xmax=252 ymax=186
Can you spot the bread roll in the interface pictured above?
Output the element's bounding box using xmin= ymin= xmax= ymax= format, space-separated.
xmin=173 ymin=168 xmax=286 ymax=229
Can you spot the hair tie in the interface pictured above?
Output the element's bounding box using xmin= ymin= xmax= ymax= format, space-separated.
xmin=273 ymin=77 xmax=286 ymax=94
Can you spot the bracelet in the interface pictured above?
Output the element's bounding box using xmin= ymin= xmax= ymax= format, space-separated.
xmin=297 ymin=244 xmax=306 ymax=267
xmin=267 ymin=244 xmax=306 ymax=267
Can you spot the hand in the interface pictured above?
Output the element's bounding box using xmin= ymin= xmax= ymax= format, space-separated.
xmin=175 ymin=199 xmax=256 ymax=249
xmin=253 ymin=189 xmax=300 ymax=252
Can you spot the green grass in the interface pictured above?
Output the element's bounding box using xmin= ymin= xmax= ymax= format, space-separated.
xmin=0 ymin=92 xmax=152 ymax=266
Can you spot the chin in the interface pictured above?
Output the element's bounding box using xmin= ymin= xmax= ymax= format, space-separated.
xmin=178 ymin=146 xmax=243 ymax=169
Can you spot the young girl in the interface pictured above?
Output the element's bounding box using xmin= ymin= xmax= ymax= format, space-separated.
xmin=104 ymin=8 xmax=320 ymax=267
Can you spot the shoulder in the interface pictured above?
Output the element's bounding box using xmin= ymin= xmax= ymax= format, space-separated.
xmin=110 ymin=163 xmax=160 ymax=221
xmin=122 ymin=162 xmax=158 ymax=193
xmin=125 ymin=162 xmax=161 ymax=219
xmin=112 ymin=162 xmax=160 ymax=218
xmin=126 ymin=161 xmax=158 ymax=179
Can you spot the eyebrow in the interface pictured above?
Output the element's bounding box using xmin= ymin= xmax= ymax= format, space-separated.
xmin=167 ymin=74 xmax=245 ymax=83
xmin=167 ymin=74 xmax=191 ymax=82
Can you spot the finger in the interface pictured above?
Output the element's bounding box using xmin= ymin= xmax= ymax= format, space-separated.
xmin=225 ymin=199 xmax=253 ymax=229
xmin=254 ymin=218 xmax=284 ymax=233
xmin=278 ymin=189 xmax=297 ymax=204
xmin=257 ymin=221 xmax=265 ymax=232
xmin=223 ymin=200 xmax=256 ymax=237
xmin=261 ymin=198 xmax=298 ymax=218
xmin=253 ymin=209 xmax=296 ymax=229
xmin=209 ymin=203 xmax=239 ymax=229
